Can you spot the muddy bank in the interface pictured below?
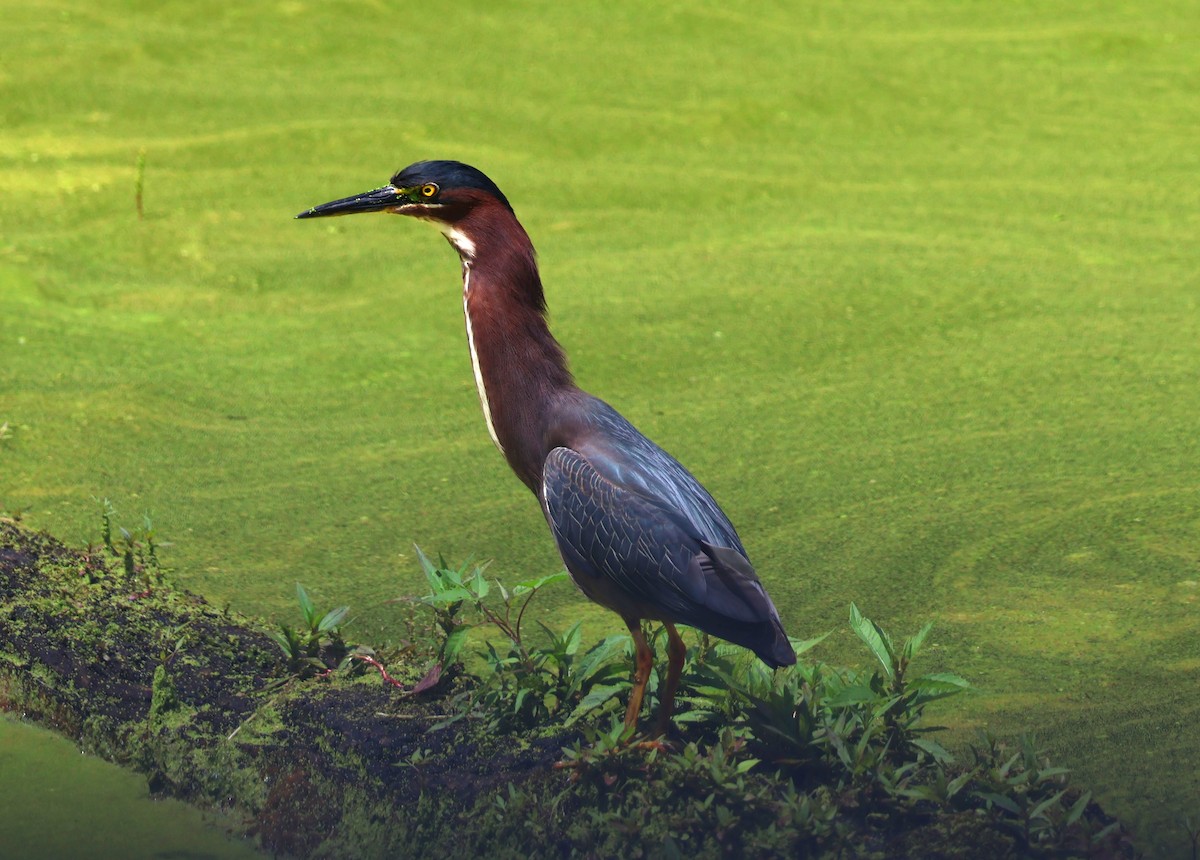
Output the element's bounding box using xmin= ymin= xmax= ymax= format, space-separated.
xmin=0 ymin=521 xmax=564 ymax=857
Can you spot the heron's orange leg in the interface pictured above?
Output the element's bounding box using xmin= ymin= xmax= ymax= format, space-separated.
xmin=623 ymin=620 xmax=654 ymax=729
xmin=654 ymin=622 xmax=687 ymax=736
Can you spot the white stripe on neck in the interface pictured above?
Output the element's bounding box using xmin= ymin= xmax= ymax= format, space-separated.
xmin=441 ymin=224 xmax=477 ymax=260
xmin=462 ymin=264 xmax=503 ymax=453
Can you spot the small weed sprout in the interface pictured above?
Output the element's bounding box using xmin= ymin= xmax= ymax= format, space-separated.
xmin=269 ymin=582 xmax=351 ymax=679
xmin=95 ymin=498 xmax=170 ymax=593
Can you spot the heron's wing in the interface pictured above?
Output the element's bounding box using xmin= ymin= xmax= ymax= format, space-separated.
xmin=575 ymin=400 xmax=747 ymax=554
xmin=542 ymin=446 xmax=770 ymax=628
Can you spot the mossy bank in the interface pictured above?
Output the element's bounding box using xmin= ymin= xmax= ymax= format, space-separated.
xmin=0 ymin=521 xmax=1140 ymax=858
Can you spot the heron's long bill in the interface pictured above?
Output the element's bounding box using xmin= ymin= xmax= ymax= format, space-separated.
xmin=295 ymin=185 xmax=404 ymax=219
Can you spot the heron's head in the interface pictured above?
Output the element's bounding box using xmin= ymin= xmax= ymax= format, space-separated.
xmin=296 ymin=161 xmax=515 ymax=259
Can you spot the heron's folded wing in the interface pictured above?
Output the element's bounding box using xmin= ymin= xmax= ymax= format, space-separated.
xmin=542 ymin=446 xmax=763 ymax=625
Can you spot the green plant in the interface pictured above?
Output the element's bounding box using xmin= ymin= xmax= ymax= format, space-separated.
xmin=841 ymin=602 xmax=969 ymax=758
xmin=269 ymin=582 xmax=350 ymax=678
xmin=412 ymin=545 xmax=490 ymax=675
xmin=556 ymin=715 xmax=641 ymax=777
xmin=816 ymin=599 xmax=964 ymax=762
xmin=469 ymin=621 xmax=630 ymax=731
xmin=551 ymin=722 xmax=840 ymax=857
xmin=660 ymin=605 xmax=966 ymax=791
xmin=966 ymin=732 xmax=1132 ymax=856
xmin=672 ymin=630 xmax=827 ymax=733
xmin=409 ymin=551 xmax=634 ymax=729
xmin=540 ymin=609 xmax=1138 ymax=859
xmin=95 ymin=498 xmax=169 ymax=592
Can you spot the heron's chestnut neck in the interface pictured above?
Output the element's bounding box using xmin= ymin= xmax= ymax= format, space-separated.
xmin=444 ymin=199 xmax=576 ymax=490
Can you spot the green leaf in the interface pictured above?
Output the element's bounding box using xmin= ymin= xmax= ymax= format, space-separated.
xmin=1029 ymin=788 xmax=1068 ymax=821
xmin=996 ymin=751 xmax=1021 ymax=780
xmin=1065 ymin=790 xmax=1091 ymax=826
xmin=296 ymin=582 xmax=317 ymax=628
xmin=849 ymin=603 xmax=894 ymax=678
xmin=1034 ymin=766 xmax=1071 ymax=782
xmin=414 ymin=545 xmax=438 ymax=586
xmin=681 ymin=685 xmax=727 ymax=700
xmin=902 ymin=621 xmax=933 ymax=662
xmin=910 ymin=672 xmax=971 ymax=704
xmin=468 ymin=571 xmax=490 ymax=600
xmin=443 ymin=627 xmax=470 ymax=664
xmin=869 ymin=694 xmax=902 ymax=721
xmin=826 ymin=684 xmax=878 ymax=707
xmin=946 ymin=770 xmax=973 ymax=800
xmin=912 ymin=672 xmax=970 ymax=690
xmin=897 ymin=785 xmax=940 ymax=803
xmin=563 ymin=620 xmax=583 ymax=656
xmin=977 ymin=791 xmax=1021 ymax=816
xmin=788 ymin=631 xmax=831 ymax=657
xmin=911 ymin=737 xmax=954 ymax=764
xmin=317 ymin=605 xmax=349 ymax=634
xmin=572 ymin=635 xmax=629 ymax=690
xmin=566 ymin=684 xmax=625 ymax=724
xmin=419 ymin=586 xmax=475 ymax=606
xmin=428 ymin=712 xmax=466 ymax=732
xmin=269 ymin=627 xmax=297 ymax=658
xmin=512 ymin=570 xmax=569 ymax=595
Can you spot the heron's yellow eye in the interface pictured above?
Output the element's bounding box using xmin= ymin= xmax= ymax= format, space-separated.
xmin=421 ymin=183 xmax=438 ymax=198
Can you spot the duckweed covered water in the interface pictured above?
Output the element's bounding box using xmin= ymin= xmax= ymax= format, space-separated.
xmin=0 ymin=717 xmax=261 ymax=860
xmin=2 ymin=0 xmax=1198 ymax=855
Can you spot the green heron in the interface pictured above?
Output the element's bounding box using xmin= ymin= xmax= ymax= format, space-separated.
xmin=298 ymin=161 xmax=796 ymax=732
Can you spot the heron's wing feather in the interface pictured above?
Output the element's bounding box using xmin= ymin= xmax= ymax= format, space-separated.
xmin=575 ymin=400 xmax=747 ymax=554
xmin=542 ymin=447 xmax=764 ymax=625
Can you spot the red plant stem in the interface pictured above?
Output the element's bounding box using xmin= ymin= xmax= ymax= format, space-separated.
xmin=354 ymin=654 xmax=406 ymax=689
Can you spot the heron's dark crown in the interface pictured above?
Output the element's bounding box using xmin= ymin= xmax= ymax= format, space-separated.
xmin=391 ymin=160 xmax=514 ymax=214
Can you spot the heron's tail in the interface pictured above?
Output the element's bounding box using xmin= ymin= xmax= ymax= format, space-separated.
xmin=753 ymin=619 xmax=797 ymax=668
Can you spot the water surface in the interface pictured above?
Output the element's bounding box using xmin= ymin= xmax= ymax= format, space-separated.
xmin=0 ymin=716 xmax=261 ymax=860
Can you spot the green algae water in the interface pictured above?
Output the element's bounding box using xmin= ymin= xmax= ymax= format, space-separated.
xmin=3 ymin=0 xmax=1198 ymax=855
xmin=0 ymin=717 xmax=261 ymax=860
